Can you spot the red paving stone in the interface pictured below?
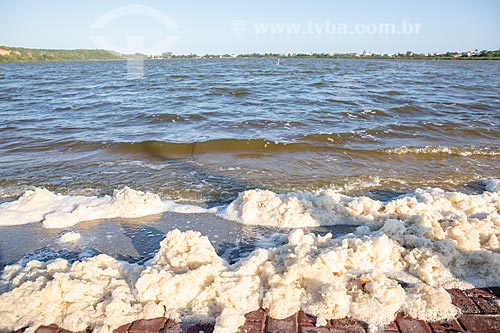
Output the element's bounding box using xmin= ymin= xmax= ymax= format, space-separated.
xmin=183 ymin=324 xmax=214 ymax=333
xmin=298 ymin=311 xmax=323 ymax=327
xmin=458 ymin=314 xmax=500 ymax=332
xmin=447 ymin=288 xmax=482 ymax=314
xmin=18 ymin=287 xmax=500 ymax=333
xmin=245 ymin=309 xmax=266 ymax=322
xmin=113 ymin=323 xmax=132 ymax=333
xmin=129 ymin=318 xmax=167 ymax=333
xmin=35 ymin=325 xmax=61 ymax=333
xmin=466 ymin=288 xmax=497 ymax=299
xmin=465 ymin=288 xmax=500 ymax=315
xmin=428 ymin=318 xmax=464 ymax=332
xmin=396 ymin=314 xmax=432 ymax=333
xmin=238 ymin=321 xmax=264 ymax=333
xmin=265 ymin=314 xmax=298 ymax=333
xmin=473 ymin=296 xmax=500 ymax=315
xmin=299 ymin=328 xmax=337 ymax=333
xmin=379 ymin=321 xmax=399 ymax=332
xmin=330 ymin=318 xmax=366 ymax=333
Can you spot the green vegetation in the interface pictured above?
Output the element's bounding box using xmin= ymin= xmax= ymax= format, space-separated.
xmin=0 ymin=46 xmax=128 ymax=62
xmin=1 ymin=46 xmax=499 ymax=62
xmin=177 ymin=49 xmax=500 ymax=60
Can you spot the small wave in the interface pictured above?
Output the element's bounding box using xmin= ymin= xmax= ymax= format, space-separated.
xmin=460 ymin=103 xmax=492 ymax=111
xmin=385 ymin=90 xmax=402 ymax=95
xmin=111 ymin=139 xmax=319 ymax=157
xmin=2 ymin=137 xmax=327 ymax=156
xmin=310 ymin=81 xmax=325 ymax=87
xmin=136 ymin=113 xmax=205 ymax=123
xmin=170 ymin=74 xmax=190 ymax=79
xmin=431 ymin=101 xmax=456 ymax=106
xmin=326 ymin=98 xmax=360 ymax=106
xmin=53 ymin=105 xmax=76 ymax=112
xmin=303 ymin=132 xmax=378 ymax=145
xmin=230 ymin=88 xmax=251 ymax=96
xmin=293 ymin=70 xmax=316 ymax=74
xmin=451 ymin=85 xmax=486 ymax=91
xmin=389 ymin=105 xmax=425 ymax=114
xmin=384 ymin=145 xmax=500 ymax=157
xmin=240 ymin=119 xmax=305 ymax=129
xmin=208 ymin=87 xmax=251 ymax=97
xmin=328 ymin=176 xmax=381 ymax=194
xmin=3 ymin=140 xmax=105 ymax=154
xmin=116 ymin=160 xmax=170 ymax=170
xmin=341 ymin=109 xmax=388 ymax=120
xmin=7 ymin=136 xmax=500 ymax=162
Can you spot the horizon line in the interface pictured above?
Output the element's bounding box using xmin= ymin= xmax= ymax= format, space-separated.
xmin=1 ymin=45 xmax=499 ymax=57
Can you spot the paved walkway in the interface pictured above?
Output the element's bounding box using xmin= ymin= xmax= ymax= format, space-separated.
xmin=18 ymin=287 xmax=500 ymax=333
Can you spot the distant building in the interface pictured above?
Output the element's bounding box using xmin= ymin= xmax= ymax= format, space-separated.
xmin=162 ymin=52 xmax=173 ymax=59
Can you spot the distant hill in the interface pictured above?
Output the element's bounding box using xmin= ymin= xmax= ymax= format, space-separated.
xmin=0 ymin=46 xmax=129 ymax=62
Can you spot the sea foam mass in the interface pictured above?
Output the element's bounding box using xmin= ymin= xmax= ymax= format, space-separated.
xmin=0 ymin=187 xmax=215 ymax=228
xmin=0 ymin=180 xmax=499 ymax=333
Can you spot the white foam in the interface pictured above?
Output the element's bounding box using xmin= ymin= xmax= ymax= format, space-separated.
xmin=59 ymin=232 xmax=81 ymax=243
xmin=384 ymin=145 xmax=500 ymax=156
xmin=1 ymin=182 xmax=499 ymax=332
xmin=0 ymin=187 xmax=214 ymax=228
xmin=1 ymin=222 xmax=498 ymax=333
xmin=329 ymin=176 xmax=381 ymax=193
xmin=223 ymin=185 xmax=500 ymax=243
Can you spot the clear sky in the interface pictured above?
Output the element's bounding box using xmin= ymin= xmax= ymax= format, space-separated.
xmin=1 ymin=0 xmax=499 ymax=55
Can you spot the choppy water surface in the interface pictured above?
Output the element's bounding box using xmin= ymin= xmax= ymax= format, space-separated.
xmin=1 ymin=59 xmax=499 ymax=201
xmin=0 ymin=58 xmax=499 ymax=265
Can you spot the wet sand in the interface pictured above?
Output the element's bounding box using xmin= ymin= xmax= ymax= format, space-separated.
xmin=0 ymin=212 xmax=356 ymax=270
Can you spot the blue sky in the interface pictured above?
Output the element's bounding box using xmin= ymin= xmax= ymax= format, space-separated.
xmin=1 ymin=0 xmax=499 ymax=54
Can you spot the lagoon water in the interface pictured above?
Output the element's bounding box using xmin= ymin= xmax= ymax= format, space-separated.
xmin=0 ymin=58 xmax=499 ymax=262
xmin=1 ymin=59 xmax=499 ymax=203
xmin=0 ymin=58 xmax=499 ymax=332
xmin=0 ymin=58 xmax=499 ymax=258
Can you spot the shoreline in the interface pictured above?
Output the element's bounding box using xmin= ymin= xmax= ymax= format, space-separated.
xmin=1 ymin=45 xmax=500 ymax=63
xmin=2 ymin=57 xmax=500 ymax=64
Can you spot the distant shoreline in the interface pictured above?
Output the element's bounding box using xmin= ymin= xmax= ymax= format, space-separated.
xmin=2 ymin=57 xmax=499 ymax=64
xmin=1 ymin=45 xmax=499 ymax=62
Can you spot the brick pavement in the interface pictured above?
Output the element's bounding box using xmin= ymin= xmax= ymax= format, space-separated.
xmin=12 ymin=287 xmax=500 ymax=333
